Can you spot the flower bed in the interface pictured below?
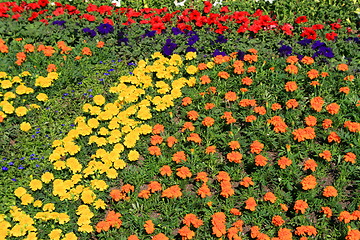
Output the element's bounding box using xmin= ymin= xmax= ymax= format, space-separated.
xmin=0 ymin=1 xmax=359 ymax=239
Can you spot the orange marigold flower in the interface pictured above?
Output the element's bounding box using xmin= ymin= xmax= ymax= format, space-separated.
xmin=148 ymin=146 xmax=161 ymax=156
xmin=96 ymin=221 xmax=111 ymax=232
xmin=220 ymin=180 xmax=234 ymax=198
xmin=294 ymin=200 xmax=308 ymax=214
xmin=128 ymin=235 xmax=140 ymax=240
xmin=166 ymin=136 xmax=178 ymax=148
xmin=310 ymin=96 xmax=324 ymax=112
xmin=151 ymin=135 xmax=163 ymax=145
xmin=310 ymin=80 xmax=320 ymax=86
xmin=280 ymin=204 xmax=288 ymax=212
xmin=277 ymin=228 xmax=293 ymax=239
xmin=344 ymin=152 xmax=356 ymax=164
xmin=214 ymin=55 xmax=230 ymax=64
xmin=233 ymin=60 xmax=244 ymax=68
xmin=202 ymin=117 xmax=215 ymax=127
xmin=268 ymin=116 xmax=288 ymax=133
xmin=205 ymin=146 xmax=217 ymax=154
xmin=344 ymin=121 xmax=360 ymax=133
xmin=194 ymin=172 xmax=208 ymax=182
xmin=148 ymin=181 xmax=162 ymax=193
xmin=153 ymin=124 xmax=164 ymax=134
xmin=159 ymin=165 xmax=172 ymax=176
xmin=250 ymin=140 xmax=264 ymax=154
xmin=187 ymin=110 xmax=199 ymax=121
xmin=239 ymin=99 xmax=257 ymax=107
xmin=286 ymin=56 xmax=299 ymax=64
xmin=295 ymin=226 xmax=317 ymax=236
xmin=162 ymin=185 xmax=182 ymax=199
xmin=81 ymin=47 xmax=92 ymax=56
xmin=345 ymin=229 xmax=360 ymax=240
xmin=240 ymin=87 xmax=248 ymax=92
xmin=239 ymin=176 xmax=254 ymax=187
xmin=319 ymin=150 xmax=332 ymax=161
xmin=217 ymin=171 xmax=231 ymax=182
xmin=284 ymin=64 xmax=298 ymax=74
xmin=242 ymin=76 xmax=253 ymax=85
xmin=303 ymin=159 xmax=318 ymax=172
xmin=181 ymin=122 xmax=195 ymax=132
xmin=228 ymin=141 xmax=240 ymax=150
xmin=292 ymin=127 xmax=316 ymax=142
xmin=244 ymin=54 xmax=258 ymax=63
xmin=272 ymin=215 xmax=285 ymax=226
xmin=301 ymin=56 xmax=314 ymax=65
xmin=248 ymin=48 xmax=258 ymax=54
xmin=271 ymin=103 xmax=282 ymax=111
xmin=245 ymin=115 xmax=257 ymax=122
xmin=250 ymin=226 xmax=261 ymax=238
xmin=138 ymin=189 xmax=151 ymax=199
xmin=227 ymin=151 xmax=243 ymax=163
xmin=307 ymin=69 xmax=319 ymax=79
xmin=328 ymin=131 xmax=341 ymax=143
xmin=337 ymin=63 xmax=349 ymax=71
xmin=200 ymin=75 xmax=211 ymax=84
xmin=254 ymin=106 xmax=266 ymax=115
xmin=322 ymin=119 xmax=332 ymax=129
xmin=47 ymin=64 xmax=57 ymax=72
xmin=211 ymin=212 xmax=226 ymax=237
xmin=339 ymin=86 xmax=350 ymax=94
xmin=176 ymin=166 xmax=192 ymax=179
xmin=187 ymin=133 xmax=202 ymax=144
xmin=96 ymin=41 xmax=104 ymax=48
xmin=339 ymin=211 xmax=356 ymax=223
xmin=247 ymin=66 xmax=256 ymax=73
xmin=178 ymin=226 xmax=195 ymax=239
xmin=245 ymin=197 xmax=257 ymax=211
xmin=110 ymin=189 xmax=122 ymax=201
xmin=264 ymin=192 xmax=277 ymax=203
xmin=152 ymin=233 xmax=169 ymax=240
xmin=144 ymin=220 xmax=155 ymax=234
xmin=197 ymin=183 xmax=211 ymax=198
xmin=225 ymin=91 xmax=237 ymax=101
xmin=121 ymin=184 xmax=134 ymax=193
xmin=182 ymin=97 xmax=192 ymax=106
xmin=254 ymin=154 xmax=268 ymax=167
xmin=278 ymin=156 xmax=292 ymax=169
xmin=183 ymin=213 xmax=203 ymax=228
xmin=230 ymin=208 xmax=242 ymax=216
xmin=218 ymin=71 xmax=230 ymax=79
xmin=326 ymin=103 xmax=340 ymax=115
xmin=305 ymin=115 xmax=317 ymax=127
xmin=321 ymin=207 xmax=332 ymax=218
xmin=323 ymin=186 xmax=338 ymax=197
xmin=321 ymin=72 xmax=329 ymax=77
xmin=344 ymin=75 xmax=355 ymax=81
xmin=198 ymin=63 xmax=207 ymax=70
xmin=286 ymin=99 xmax=299 ymax=109
xmin=205 ymin=103 xmax=215 ymax=110
xmin=300 ymin=175 xmax=317 ymax=190
xmin=285 ymin=81 xmax=298 ymax=92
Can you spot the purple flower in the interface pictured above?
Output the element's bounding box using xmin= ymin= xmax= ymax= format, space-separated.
xmin=97 ymin=23 xmax=114 ymax=35
xmin=82 ymin=28 xmax=96 ymax=37
xmin=297 ymin=38 xmax=312 ymax=46
xmin=213 ymin=49 xmax=226 ymax=57
xmin=215 ymin=35 xmax=227 ymax=44
xmin=278 ymin=45 xmax=292 ymax=57
xmin=318 ymin=46 xmax=334 ymax=58
xmin=162 ymin=39 xmax=177 ymax=56
xmin=172 ymin=27 xmax=183 ymax=35
xmin=237 ymin=51 xmax=245 ymax=60
xmin=52 ymin=20 xmax=66 ymax=26
xmin=142 ymin=30 xmax=156 ymax=38
xmin=186 ymin=47 xmax=197 ymax=52
xmin=311 ymin=40 xmax=326 ymax=50
xmin=118 ymin=31 xmax=129 ymax=45
xmin=187 ymin=35 xmax=199 ymax=46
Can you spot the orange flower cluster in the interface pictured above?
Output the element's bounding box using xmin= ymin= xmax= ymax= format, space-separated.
xmin=161 ymin=185 xmax=182 ymax=199
xmin=284 ymin=81 xmax=298 ymax=92
xmin=95 ymin=211 xmax=122 ymax=233
xmin=304 ymin=115 xmax=317 ymax=126
xmin=218 ymin=71 xmax=230 ymax=79
xmin=221 ymin=111 xmax=236 ymax=124
xmin=227 ymin=220 xmax=243 ymax=240
xmin=187 ymin=110 xmax=199 ymax=121
xmin=241 ymin=76 xmax=253 ymax=85
xmin=274 ymin=228 xmax=293 ymax=240
xmin=138 ymin=181 xmax=162 ymax=199
xmin=322 ymin=119 xmax=332 ymax=129
xmin=15 ymin=52 xmax=26 ymax=65
xmin=217 ymin=171 xmax=234 ymax=198
xmin=319 ymin=150 xmax=332 ymax=161
xmin=200 ymin=75 xmax=211 ymax=84
xmin=263 ymin=192 xmax=277 ymax=203
xmin=326 ymin=103 xmax=340 ymax=115
xmin=245 ymin=115 xmax=257 ymax=122
xmin=268 ymin=116 xmax=288 ymax=133
xmin=310 ymin=96 xmax=324 ymax=112
xmin=182 ymin=122 xmax=195 ymax=132
xmin=284 ymin=64 xmax=298 ymax=74
xmin=176 ymin=166 xmax=192 ymax=179
xmin=239 ymin=99 xmax=257 ymax=107
xmin=292 ymin=127 xmax=316 ymax=142
xmin=153 ymin=124 xmax=165 ymax=134
xmin=328 ymin=131 xmax=341 ymax=143
xmin=307 ymin=69 xmax=319 ymax=79
xmin=0 ymin=38 xmax=9 ymax=53
xmin=322 ymin=186 xmax=338 ymax=197
xmin=294 ymin=200 xmax=308 ymax=214
xmin=172 ymin=151 xmax=187 ymax=163
xmin=182 ymin=213 xmax=203 ymax=228
xmin=294 ymin=226 xmax=317 ymax=236
xmin=344 ymin=121 xmax=360 ymax=133
xmin=254 ymin=106 xmax=266 ymax=115
xmin=166 ymin=136 xmax=178 ymax=148
xmin=182 ymin=97 xmax=192 ymax=106
xmin=178 ymin=226 xmax=195 ymax=240
xmin=250 ymin=140 xmax=264 ymax=154
xmin=272 ymin=215 xmax=285 ymax=226
xmin=245 ymin=197 xmax=257 ymax=211
xmin=57 ymin=41 xmax=72 ymax=54
xmin=202 ymin=116 xmax=215 ymax=127
xmin=187 ymin=133 xmax=202 ymax=144
xmin=303 ymin=159 xmax=318 ymax=172
xmin=228 ymin=141 xmax=240 ymax=150
xmin=110 ymin=184 xmax=134 ymax=201
xmin=226 ymin=151 xmax=243 ymax=163
xmin=211 ymin=212 xmax=226 ymax=237
xmin=239 ymin=176 xmax=254 ymax=188
xmin=286 ymin=99 xmax=299 ymax=109
xmin=148 ymin=145 xmax=162 ymax=156
xmin=344 ymin=152 xmax=356 ymax=164
xmin=144 ymin=220 xmax=155 ymax=234
xmin=225 ymin=91 xmax=237 ymax=101
xmin=151 ymin=135 xmax=163 ymax=145
xmin=159 ymin=165 xmax=172 ymax=176
xmin=195 ymin=172 xmax=211 ymax=198
xmin=278 ymin=156 xmax=292 ymax=169
xmin=321 ymin=207 xmax=333 ymax=218
xmin=338 ymin=211 xmax=358 ymax=223
xmin=300 ymin=175 xmax=317 ymax=190
xmin=346 ymin=229 xmax=360 ymax=240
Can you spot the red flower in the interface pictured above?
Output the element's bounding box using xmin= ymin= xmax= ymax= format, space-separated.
xmin=295 ymin=16 xmax=308 ymax=24
xmin=203 ymin=1 xmax=212 ymax=14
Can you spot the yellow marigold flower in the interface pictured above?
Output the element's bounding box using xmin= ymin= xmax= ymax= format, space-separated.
xmin=53 ymin=160 xmax=66 ymax=170
xmin=186 ymin=65 xmax=198 ymax=75
xmin=87 ymin=118 xmax=99 ymax=129
xmin=14 ymin=187 xmax=27 ymax=198
xmin=4 ymin=91 xmax=16 ymax=100
xmin=15 ymin=106 xmax=27 ymax=117
xmin=36 ymin=93 xmax=48 ymax=102
xmin=57 ymin=213 xmax=70 ymax=224
xmin=41 ymin=172 xmax=54 ymax=183
xmin=20 ymin=122 xmax=31 ymax=132
xmin=66 ymin=157 xmax=82 ymax=173
xmin=35 ymin=76 xmax=52 ymax=87
xmin=93 ymin=95 xmax=105 ymax=106
xmin=185 ymin=51 xmax=197 ymax=60
xmin=29 ymin=179 xmax=42 ymax=191
xmin=78 ymin=224 xmax=93 ymax=233
xmin=20 ymin=71 xmax=31 ymax=77
xmin=21 ymin=193 xmax=34 ymax=205
xmin=206 ymin=61 xmax=214 ymax=69
xmin=1 ymin=80 xmax=12 ymax=89
xmin=106 ymin=168 xmax=118 ymax=179
xmin=81 ymin=188 xmax=96 ymax=204
xmin=49 ymin=229 xmax=62 ymax=240
xmin=1 ymin=101 xmax=14 ymax=114
xmin=47 ymin=72 xmax=59 ymax=80
xmin=29 ymin=104 xmax=40 ymax=109
xmin=43 ymin=203 xmax=55 ymax=212
xmin=128 ymin=150 xmax=140 ymax=161
xmin=0 ymin=72 xmax=7 ymax=78
xmin=93 ymin=199 xmax=106 ymax=209
xmin=187 ymin=77 xmax=196 ymax=87
xmin=62 ymin=232 xmax=77 ymax=240
xmin=33 ymin=200 xmax=42 ymax=207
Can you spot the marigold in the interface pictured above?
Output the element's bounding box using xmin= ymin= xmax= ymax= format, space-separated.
xmin=344 ymin=121 xmax=360 ymax=133
xmin=218 ymin=71 xmax=230 ymax=79
xmin=183 ymin=213 xmax=203 ymax=228
xmin=242 ymin=76 xmax=253 ymax=85
xmin=205 ymin=103 xmax=215 ymax=110
xmin=250 ymin=140 xmax=264 ymax=154
xmin=152 ymin=124 xmax=164 ymax=134
xmin=187 ymin=133 xmax=202 ymax=144
xmin=202 ymin=117 xmax=215 ymax=127
xmin=319 ymin=150 xmax=332 ymax=161
xmin=321 ymin=207 xmax=333 ymax=218
xmin=205 ymin=145 xmax=217 ymax=154
xmin=245 ymin=197 xmax=257 ymax=211
xmin=227 ymin=151 xmax=243 ymax=163
xmin=182 ymin=97 xmax=192 ymax=106
xmin=322 ymin=119 xmax=332 ymax=129
xmin=178 ymin=226 xmax=195 ymax=239
xmin=245 ymin=115 xmax=257 ymax=122
xmin=264 ymin=192 xmax=277 ymax=203
xmin=326 ymin=103 xmax=340 ymax=115
xmin=345 ymin=229 xmax=360 ymax=240
xmin=284 ymin=64 xmax=298 ymax=74
xmin=176 ymin=166 xmax=192 ymax=179
xmin=339 ymin=86 xmax=350 ymax=94
xmin=144 ymin=220 xmax=155 ymax=234
xmin=187 ymin=110 xmax=199 ymax=121
xmin=307 ymin=69 xmax=319 ymax=79
xmin=310 ymin=96 xmax=324 ymax=112
xmin=300 ymin=175 xmax=317 ymax=190
xmin=286 ymin=99 xmax=299 ymax=109
xmin=278 ymin=156 xmax=292 ymax=169
xmin=152 ymin=233 xmax=169 ymax=240
xmin=220 ymin=181 xmax=234 ymax=198
xmin=286 ymin=56 xmax=298 ymax=64
xmin=295 ymin=226 xmax=317 ymax=236
xmin=211 ymin=212 xmax=226 ymax=237
xmin=230 ymin=208 xmax=241 ymax=216
xmin=254 ymin=106 xmax=266 ymax=115
xmin=301 ymin=56 xmax=314 ymax=65
xmin=323 ymin=186 xmax=338 ymax=197
xmin=182 ymin=122 xmax=195 ymax=132
xmin=344 ymin=152 xmax=356 ymax=164
xmin=217 ymin=171 xmax=231 ymax=182
xmin=339 ymin=211 xmax=356 ymax=223
xmin=292 ymin=127 xmax=316 ymax=142
xmin=148 ymin=146 xmax=161 ymax=156
xmin=337 ymin=63 xmax=349 ymax=71
xmin=195 ymin=172 xmax=208 ymax=182
xmin=303 ymin=159 xmax=318 ymax=172
xmin=271 ymin=103 xmax=282 ymax=111
xmin=225 ymin=91 xmax=237 ymax=101
xmin=151 ymin=135 xmax=163 ymax=145
xmin=305 ymin=115 xmax=317 ymax=126
xmin=161 ymin=185 xmax=182 ymax=199
xmin=228 ymin=141 xmax=240 ymax=150
xmin=277 ymin=228 xmax=293 ymax=239
xmin=272 ymin=215 xmax=285 ymax=226
xmin=285 ymin=81 xmax=298 ymax=92
xmin=328 ymin=131 xmax=341 ymax=143
xmin=239 ymin=176 xmax=254 ymax=187
xmin=294 ymin=200 xmax=308 ymax=214
xmin=159 ymin=165 xmax=172 ymax=176
xmin=197 ymin=183 xmax=211 ymax=198
xmin=200 ymin=75 xmax=211 ymax=84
